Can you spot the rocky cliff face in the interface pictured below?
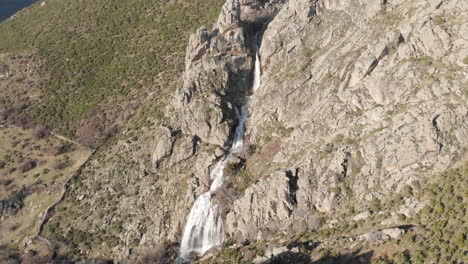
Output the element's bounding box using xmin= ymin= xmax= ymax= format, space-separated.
xmin=37 ymin=0 xmax=282 ymax=261
xmin=36 ymin=0 xmax=467 ymax=262
xmin=224 ymin=0 xmax=467 ymax=242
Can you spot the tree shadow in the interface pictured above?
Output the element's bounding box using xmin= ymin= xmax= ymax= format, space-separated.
xmin=261 ymin=248 xmax=374 ymax=264
xmin=312 ymin=250 xmax=374 ymax=264
xmin=261 ymin=251 xmax=312 ymax=264
xmin=286 ymin=241 xmax=320 ymax=251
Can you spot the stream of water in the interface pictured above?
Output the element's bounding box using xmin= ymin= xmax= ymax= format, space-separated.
xmin=179 ymin=35 xmax=261 ymax=260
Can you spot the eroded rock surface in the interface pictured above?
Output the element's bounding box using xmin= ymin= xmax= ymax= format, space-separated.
xmin=39 ymin=0 xmax=467 ymax=261
xmin=225 ymin=0 xmax=467 ymax=241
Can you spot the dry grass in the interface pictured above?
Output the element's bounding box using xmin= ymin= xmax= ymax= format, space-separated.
xmin=0 ymin=126 xmax=92 ymax=251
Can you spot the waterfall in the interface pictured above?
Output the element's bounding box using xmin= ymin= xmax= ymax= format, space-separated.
xmin=230 ymin=103 xmax=249 ymax=153
xmin=180 ymin=34 xmax=261 ymax=260
xmin=253 ymin=47 xmax=261 ymax=92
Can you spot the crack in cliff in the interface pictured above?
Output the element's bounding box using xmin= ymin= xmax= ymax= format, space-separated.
xmin=339 ymin=151 xmax=351 ymax=181
xmin=363 ymin=33 xmax=405 ymax=78
xmin=432 ymin=114 xmax=443 ymax=152
xmin=286 ymin=168 xmax=299 ymax=207
xmin=192 ymin=135 xmax=201 ymax=155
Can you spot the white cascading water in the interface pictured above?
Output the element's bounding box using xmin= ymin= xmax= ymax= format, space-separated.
xmin=180 ymin=34 xmax=261 ymax=260
xmin=252 ymin=47 xmax=261 ymax=93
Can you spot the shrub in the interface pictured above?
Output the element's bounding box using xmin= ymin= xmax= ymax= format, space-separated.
xmin=57 ymin=142 xmax=74 ymax=154
xmin=403 ymin=185 xmax=413 ymax=196
xmin=19 ymin=159 xmax=37 ymax=173
xmin=331 ymin=187 xmax=342 ymax=195
xmin=411 ymin=250 xmax=426 ymax=264
xmin=371 ymin=258 xmax=392 ymax=264
xmin=433 ymin=15 xmax=444 ymax=25
xmin=394 ymin=251 xmax=411 ymax=264
xmin=463 ymin=56 xmax=468 ymax=65
xmin=33 ymin=125 xmax=50 ymax=139
xmin=370 ymin=197 xmax=381 ymax=212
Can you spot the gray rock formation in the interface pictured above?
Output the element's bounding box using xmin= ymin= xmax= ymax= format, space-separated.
xmin=224 ymin=0 xmax=467 ymax=241
xmin=359 ymin=227 xmax=406 ymax=243
xmin=39 ymin=0 xmax=467 ymax=261
xmin=151 ymin=126 xmax=174 ymax=168
xmin=225 ymin=171 xmax=296 ymax=241
xmin=173 ymin=8 xmax=254 ymax=146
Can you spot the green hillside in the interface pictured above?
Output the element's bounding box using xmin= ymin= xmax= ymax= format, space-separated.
xmin=0 ymin=0 xmax=224 ymax=141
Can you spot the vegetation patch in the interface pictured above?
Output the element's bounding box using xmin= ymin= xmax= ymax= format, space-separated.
xmin=0 ymin=0 xmax=225 ymax=142
xmin=0 ymin=126 xmax=91 ymax=252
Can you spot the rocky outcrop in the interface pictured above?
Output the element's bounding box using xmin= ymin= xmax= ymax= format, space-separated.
xmin=38 ymin=0 xmax=284 ymax=261
xmin=240 ymin=0 xmax=285 ymax=24
xmin=151 ymin=126 xmax=175 ymax=168
xmin=37 ymin=0 xmax=467 ymax=261
xmin=225 ymin=171 xmax=296 ymax=241
xmin=251 ymin=225 xmax=410 ymax=263
xmin=216 ymin=0 xmax=241 ymax=32
xmin=224 ymin=0 xmax=467 ymax=242
xmin=174 ymin=10 xmax=253 ymax=147
xmin=359 ymin=227 xmax=407 ymax=243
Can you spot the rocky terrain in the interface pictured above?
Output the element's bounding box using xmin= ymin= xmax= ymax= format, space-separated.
xmin=0 ymin=0 xmax=467 ymax=263
xmin=227 ymin=0 xmax=467 ymax=239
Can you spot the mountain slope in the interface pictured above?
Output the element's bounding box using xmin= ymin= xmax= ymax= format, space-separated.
xmin=0 ymin=0 xmax=224 ymax=141
xmin=1 ymin=0 xmax=466 ymax=263
xmin=0 ymin=0 xmax=225 ymax=262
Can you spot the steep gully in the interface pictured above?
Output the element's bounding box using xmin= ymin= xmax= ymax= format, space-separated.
xmin=179 ymin=33 xmax=262 ymax=260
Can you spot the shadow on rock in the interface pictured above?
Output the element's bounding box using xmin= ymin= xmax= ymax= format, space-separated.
xmin=262 ymin=251 xmax=312 ymax=264
xmin=261 ymin=249 xmax=373 ymax=264
xmin=287 ymin=241 xmax=319 ymax=251
xmin=312 ymin=250 xmax=374 ymax=264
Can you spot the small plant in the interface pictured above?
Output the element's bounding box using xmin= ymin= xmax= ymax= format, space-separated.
xmin=331 ymin=187 xmax=342 ymax=195
xmin=398 ymin=214 xmax=407 ymax=221
xmin=224 ymin=237 xmax=236 ymax=247
xmin=370 ymin=197 xmax=381 ymax=212
xmin=333 ymin=134 xmax=344 ymax=143
xmin=403 ymin=185 xmax=413 ymax=196
xmin=463 ymin=56 xmax=468 ymax=65
xmin=419 ymin=55 xmax=434 ymax=66
xmin=58 ymin=142 xmax=74 ymax=154
xmin=433 ymin=15 xmax=444 ymax=25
